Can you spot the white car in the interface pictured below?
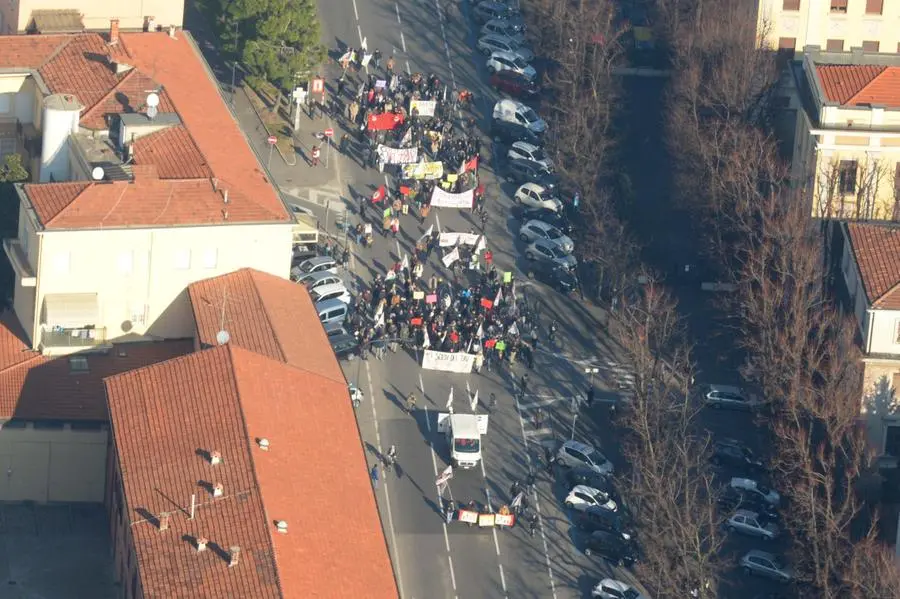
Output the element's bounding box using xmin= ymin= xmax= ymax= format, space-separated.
xmin=565 ymin=485 xmax=617 ymax=512
xmin=486 ymin=50 xmax=536 ymax=80
xmin=349 ymin=384 xmax=364 ymax=406
xmin=481 ymin=19 xmax=525 ymax=44
xmin=311 ymin=282 xmax=352 ymax=305
xmin=519 ymin=220 xmax=574 ymax=253
xmin=477 ymin=33 xmax=534 ymax=62
xmin=556 ymin=440 xmax=613 ymax=475
xmin=300 ymin=271 xmax=343 ymax=291
xmin=729 ymin=477 xmax=780 ymax=506
xmin=493 ymin=99 xmax=547 ymax=133
xmin=507 ymin=141 xmax=553 ymax=170
xmin=740 ymin=550 xmax=793 ymax=582
xmin=290 ymin=256 xmax=337 ymax=280
xmin=514 ymin=183 xmax=562 ymax=211
xmin=592 ymin=578 xmax=645 ymax=599
xmin=703 ymin=383 xmax=763 ymax=410
xmin=726 ymin=509 xmax=779 ymax=540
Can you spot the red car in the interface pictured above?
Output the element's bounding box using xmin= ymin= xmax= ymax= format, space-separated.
xmin=489 ymin=70 xmax=539 ymax=98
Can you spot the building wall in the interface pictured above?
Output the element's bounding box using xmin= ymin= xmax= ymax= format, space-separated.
xmin=31 ymin=222 xmax=292 ymax=344
xmin=869 ymin=309 xmax=900 ymax=355
xmin=2 ymin=0 xmax=185 ymax=34
xmin=107 ymin=446 xmax=143 ymax=599
xmin=809 ymin=139 xmax=900 ymax=219
xmin=0 ymin=422 xmax=108 ymax=502
xmin=758 ymin=0 xmax=900 ymax=54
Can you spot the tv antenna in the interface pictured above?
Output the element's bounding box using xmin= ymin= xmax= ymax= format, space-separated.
xmin=216 ymin=283 xmax=230 ymax=345
xmin=146 ymin=92 xmax=160 ymax=120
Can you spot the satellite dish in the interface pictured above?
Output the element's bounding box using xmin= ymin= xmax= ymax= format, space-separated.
xmin=216 ymin=330 xmax=231 ymax=346
xmin=147 ymin=105 xmax=158 ymax=119
xmin=146 ymin=92 xmax=160 ymax=108
xmin=91 ymin=166 xmax=105 ymax=181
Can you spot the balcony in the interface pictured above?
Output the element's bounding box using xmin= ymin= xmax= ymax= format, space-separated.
xmin=40 ymin=326 xmax=107 ymax=349
xmin=2 ymin=239 xmax=36 ymax=287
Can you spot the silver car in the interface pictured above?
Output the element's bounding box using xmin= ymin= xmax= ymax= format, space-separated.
xmin=703 ymin=384 xmax=764 ymax=410
xmin=524 ymin=238 xmax=576 ymax=270
xmin=740 ymin=550 xmax=793 ymax=582
xmin=477 ymin=33 xmax=534 ymax=62
xmin=518 ymin=220 xmax=574 ymax=253
xmin=726 ymin=509 xmax=779 ymax=540
xmin=481 ymin=19 xmax=525 ymax=44
xmin=486 ymin=50 xmax=536 ymax=80
xmin=291 ymin=255 xmax=337 ymax=280
xmin=507 ymin=141 xmax=553 ymax=170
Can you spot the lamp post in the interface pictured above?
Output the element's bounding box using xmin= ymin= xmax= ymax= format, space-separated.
xmin=584 ymin=367 xmax=599 ymax=388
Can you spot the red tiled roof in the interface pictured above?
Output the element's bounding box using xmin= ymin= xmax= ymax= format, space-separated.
xmin=846 ymin=223 xmax=900 ymax=310
xmin=4 ymin=31 xmax=288 ymax=227
xmin=816 ymin=64 xmax=900 ymax=108
xmin=0 ymin=312 xmax=191 ymax=421
xmin=188 ymin=269 xmax=344 ymax=383
xmin=23 ymin=174 xmax=282 ymax=229
xmin=131 ymin=125 xmax=213 ymax=180
xmin=105 ymin=344 xmax=398 ymax=599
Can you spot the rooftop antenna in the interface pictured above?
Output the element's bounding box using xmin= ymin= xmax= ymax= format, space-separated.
xmin=146 ymin=92 xmax=160 ymax=120
xmin=216 ymin=283 xmax=230 ymax=346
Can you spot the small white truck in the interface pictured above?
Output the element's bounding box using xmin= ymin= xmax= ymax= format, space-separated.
xmin=437 ymin=413 xmax=490 ymax=469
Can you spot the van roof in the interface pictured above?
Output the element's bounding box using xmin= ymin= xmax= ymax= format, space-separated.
xmin=315 ymin=297 xmax=349 ymax=312
xmin=450 ymin=414 xmax=481 ymax=437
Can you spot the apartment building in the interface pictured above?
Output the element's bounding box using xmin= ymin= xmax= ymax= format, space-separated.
xmin=789 ymin=46 xmax=900 ymax=221
xmin=0 ymin=1 xmax=183 ymax=35
xmin=757 ymin=0 xmax=900 ymax=57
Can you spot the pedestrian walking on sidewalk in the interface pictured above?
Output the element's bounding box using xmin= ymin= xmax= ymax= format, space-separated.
xmin=374 ymin=48 xmax=383 ymax=69
xmin=370 ymin=464 xmax=380 ymax=489
xmin=311 ymin=145 xmax=320 ymax=167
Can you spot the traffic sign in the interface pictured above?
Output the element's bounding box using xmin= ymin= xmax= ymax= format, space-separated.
xmin=324 ymin=128 xmax=334 ymax=137
xmin=267 ymin=135 xmax=277 ymax=145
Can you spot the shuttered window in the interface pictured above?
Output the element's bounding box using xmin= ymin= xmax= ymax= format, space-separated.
xmin=830 ymin=0 xmax=848 ymax=12
xmin=783 ymin=0 xmax=800 ymax=10
xmin=862 ymin=40 xmax=880 ymax=52
xmin=826 ymin=39 xmax=845 ymax=51
xmin=866 ymin=0 xmax=883 ymax=14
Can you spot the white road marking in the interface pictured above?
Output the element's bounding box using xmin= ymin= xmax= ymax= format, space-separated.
xmin=395 ymin=2 xmax=402 ymax=23
xmin=352 ymin=0 xmax=359 ymax=20
xmin=427 ymin=425 xmax=457 ymax=593
xmin=524 ymin=427 xmax=553 ymax=437
xmin=424 ymin=404 xmax=432 ymax=432
xmin=479 ymin=414 xmax=509 ymax=598
xmin=519 ymin=397 xmax=562 ymax=410
xmin=401 ymin=31 xmax=407 ymax=53
xmin=405 ymin=60 xmax=411 ymax=74
xmin=499 ymin=563 xmax=508 ymax=593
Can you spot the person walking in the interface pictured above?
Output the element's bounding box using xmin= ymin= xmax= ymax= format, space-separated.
xmin=373 ymin=48 xmax=383 ymax=69
xmin=311 ymin=145 xmax=321 ymax=167
xmin=370 ymin=463 xmax=380 ymax=488
xmin=406 ymin=392 xmax=417 ymax=414
xmin=386 ymin=56 xmax=395 ymax=75
xmin=520 ymin=373 xmax=530 ymax=397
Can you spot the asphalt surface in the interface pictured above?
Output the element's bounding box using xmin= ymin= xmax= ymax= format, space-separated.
xmin=184 ymin=0 xmax=795 ymax=596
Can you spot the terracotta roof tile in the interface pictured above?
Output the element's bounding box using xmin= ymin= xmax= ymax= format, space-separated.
xmin=846 ymin=223 xmax=900 ymax=310
xmin=37 ymin=34 xmax=124 ymax=112
xmin=0 ymin=312 xmax=191 ymax=421
xmin=79 ymin=70 xmax=177 ymax=130
xmin=132 ymin=125 xmax=213 ymax=180
xmin=105 ymin=344 xmax=398 ymax=599
xmin=188 ymin=269 xmax=344 ymax=383
xmin=816 ymin=64 xmax=900 ymax=108
xmin=0 ymin=35 xmax=67 ymax=68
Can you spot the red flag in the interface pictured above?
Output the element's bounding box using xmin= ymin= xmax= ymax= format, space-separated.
xmin=464 ymin=156 xmax=478 ymax=173
xmin=400 ymin=185 xmax=411 ymax=195
xmin=371 ymin=185 xmax=386 ymax=203
xmin=410 ymin=317 xmax=423 ymax=326
xmin=480 ymin=298 xmax=494 ymax=309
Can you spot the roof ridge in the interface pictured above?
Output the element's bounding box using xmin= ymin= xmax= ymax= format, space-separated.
xmin=246 ymin=270 xmax=291 ymax=365
xmin=223 ymin=344 xmax=286 ymax=597
xmin=873 ymin=279 xmax=900 ymax=307
xmin=80 ymin=68 xmax=138 ymax=123
xmin=37 ymin=36 xmax=74 ymax=70
xmin=0 ymin=352 xmax=45 ymax=377
xmin=846 ymin=65 xmax=891 ymax=105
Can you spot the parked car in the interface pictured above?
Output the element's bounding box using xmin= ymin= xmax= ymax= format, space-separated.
xmin=301 ymin=271 xmax=343 ymax=291
xmin=519 ymin=219 xmax=573 ymax=252
xmin=477 ymin=33 xmax=534 ymax=62
xmin=290 ymin=256 xmax=337 ymax=280
xmin=556 ymin=440 xmax=613 ymax=474
xmin=725 ymin=509 xmax=779 ymax=540
xmin=718 ymin=487 xmax=780 ymax=522
xmin=481 ymin=19 xmax=525 ymax=43
xmin=505 ymin=159 xmax=557 ymax=188
xmin=486 ymin=50 xmax=536 ymax=80
xmin=583 ymin=530 xmax=640 ymax=566
xmin=592 ymin=578 xmax=646 ymax=599
xmin=330 ymin=333 xmax=359 ymax=360
xmin=514 ymin=183 xmax=562 ymax=211
xmin=574 ymin=507 xmax=634 ymax=538
xmin=323 ymin=323 xmax=350 ymax=337
xmin=520 ymin=206 xmax=574 ymax=234
xmin=493 ymin=99 xmax=547 ymax=133
xmin=291 ymin=242 xmax=317 ymax=263
xmin=565 ymin=466 xmax=616 ymax=493
xmin=525 ymin=261 xmax=578 ymax=294
xmin=507 ymin=141 xmax=553 ymax=170
xmin=490 ymin=119 xmax=542 ymax=146
xmin=729 ymin=477 xmax=780 ymax=506
xmin=525 ymin=238 xmax=577 ymax=270
xmin=489 ymin=69 xmax=540 ymax=98
xmin=710 ymin=438 xmax=766 ymax=473
xmin=474 ymin=1 xmax=517 ymax=22
xmin=740 ymin=550 xmax=793 ymax=583
xmin=311 ymin=282 xmax=352 ymax=305
xmin=566 ymin=485 xmax=617 ymax=512
xmin=703 ymin=383 xmax=764 ymax=410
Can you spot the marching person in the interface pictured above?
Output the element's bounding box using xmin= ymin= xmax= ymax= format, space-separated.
xmin=406 ymin=392 xmax=417 ymax=414
xmin=386 ymin=55 xmax=395 ymax=75
xmin=370 ymin=463 xmax=380 ymax=489
xmin=373 ymin=48 xmax=383 ymax=69
xmin=310 ymin=145 xmax=321 ymax=167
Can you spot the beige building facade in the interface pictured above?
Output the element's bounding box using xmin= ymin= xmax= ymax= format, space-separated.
xmin=757 ymin=0 xmax=900 ymax=56
xmin=0 ymin=0 xmax=183 ymax=34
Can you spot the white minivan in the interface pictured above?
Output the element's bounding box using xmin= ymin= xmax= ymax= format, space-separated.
xmin=316 ymin=298 xmax=349 ymax=326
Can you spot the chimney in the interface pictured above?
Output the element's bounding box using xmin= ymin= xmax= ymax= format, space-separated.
xmin=196 ymin=537 xmax=208 ymax=552
xmin=223 ymin=190 xmax=229 ymax=204
xmin=228 ymin=546 xmax=241 ymax=567
xmin=275 ymin=520 xmax=288 ymax=534
xmin=212 ymin=482 xmax=224 ymax=498
xmin=109 ymin=19 xmax=120 ymax=44
xmin=209 ymin=450 xmax=221 ymax=466
xmin=159 ymin=512 xmax=170 ymax=531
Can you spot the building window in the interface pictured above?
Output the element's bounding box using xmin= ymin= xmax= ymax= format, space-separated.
xmin=830 ymin=0 xmax=848 ymax=12
xmin=173 ymin=249 xmax=191 ymax=270
xmin=0 ymin=93 xmax=11 ymax=114
xmin=865 ymin=0 xmax=883 ymax=14
xmin=782 ymin=0 xmax=800 ymax=9
xmin=826 ymin=39 xmax=845 ymax=51
xmin=895 ymin=319 xmax=900 ymax=344
xmin=117 ymin=251 xmax=133 ymax=274
xmin=862 ymin=40 xmax=880 ymax=52
xmin=778 ymin=37 xmax=797 ymax=60
xmin=52 ymin=251 xmax=71 ymax=274
xmin=201 ymin=248 xmax=218 ymax=269
xmin=68 ymin=356 xmax=89 ymax=373
xmin=838 ymin=160 xmax=857 ymax=193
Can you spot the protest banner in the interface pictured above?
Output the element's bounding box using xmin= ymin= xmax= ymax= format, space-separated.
xmin=377 ymin=145 xmax=419 ymax=165
xmin=409 ymin=99 xmax=437 ymax=117
xmin=413 ymin=291 xmax=425 ymax=300
xmin=442 ymin=247 xmax=460 ymax=267
xmin=367 ymin=112 xmax=405 ymax=131
xmin=422 ymin=350 xmax=476 ymax=373
xmin=426 ymin=293 xmax=438 ymax=304
xmin=402 ymin=161 xmax=444 ymax=180
xmin=431 ymin=187 xmax=475 ymax=209
xmin=439 ymin=232 xmax=482 ymax=247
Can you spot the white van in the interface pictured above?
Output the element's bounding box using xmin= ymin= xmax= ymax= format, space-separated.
xmin=492 ymin=99 xmax=546 ymax=134
xmin=311 ymin=282 xmax=352 ymax=305
xmin=316 ymin=298 xmax=349 ymax=326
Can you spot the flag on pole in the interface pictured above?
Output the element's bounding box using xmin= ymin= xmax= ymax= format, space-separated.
xmin=461 ymin=156 xmax=478 ymax=173
xmin=436 ymin=464 xmax=453 ymax=487
xmin=372 ymin=185 xmax=386 ymax=203
xmin=401 ymin=254 xmax=410 ymax=271
xmin=476 ymin=323 xmax=484 ymax=339
xmin=511 ymin=491 xmax=524 ymax=510
xmin=494 ymin=288 xmax=503 ymax=306
xmin=470 ymin=389 xmax=479 ymax=412
xmin=466 ymin=380 xmax=471 ymax=401
xmin=385 ymin=269 xmax=396 ymax=281
xmin=508 ymin=322 xmax=519 ymax=337
xmin=446 ymin=387 xmax=454 ymax=412
xmin=361 ymin=36 xmax=368 ymax=51
xmin=423 ymin=327 xmax=431 ymax=348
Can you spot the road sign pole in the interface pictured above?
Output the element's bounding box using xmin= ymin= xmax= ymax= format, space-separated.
xmin=267 ymin=142 xmax=274 ymax=170
xmin=326 ymin=136 xmax=330 ymax=169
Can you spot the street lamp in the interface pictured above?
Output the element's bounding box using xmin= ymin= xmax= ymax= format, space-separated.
xmin=584 ymin=367 xmax=599 ymax=388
